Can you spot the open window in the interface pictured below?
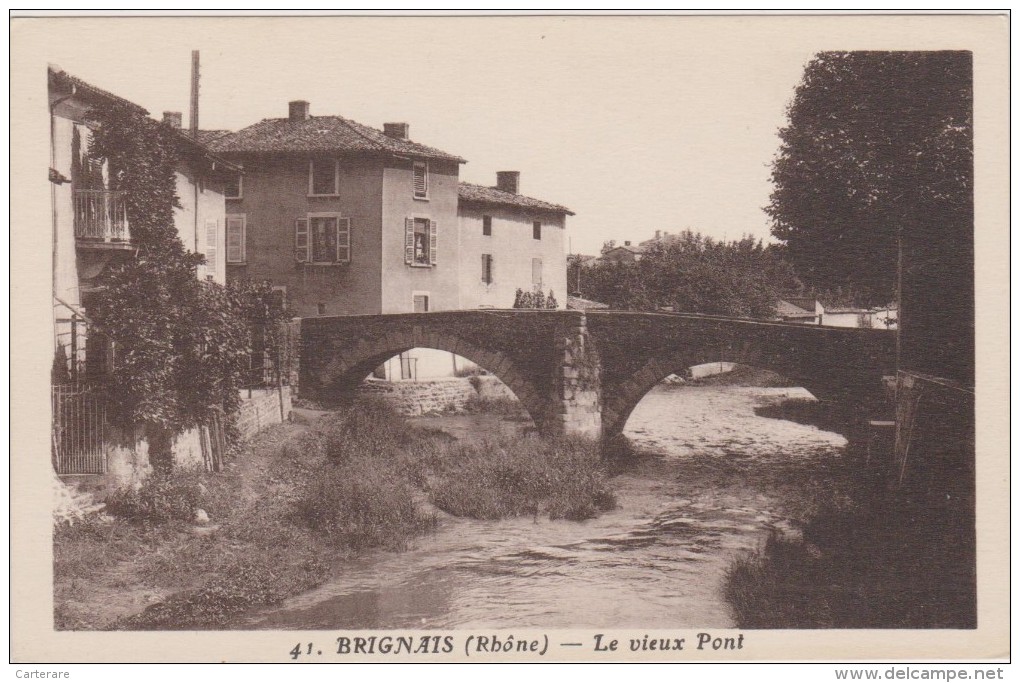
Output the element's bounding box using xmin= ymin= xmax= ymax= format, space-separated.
xmin=295 ymin=214 xmax=351 ymax=264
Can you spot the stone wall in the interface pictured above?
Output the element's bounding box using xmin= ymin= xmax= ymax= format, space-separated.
xmin=357 ymin=375 xmax=515 ymax=416
xmin=236 ymin=387 xmax=293 ymax=441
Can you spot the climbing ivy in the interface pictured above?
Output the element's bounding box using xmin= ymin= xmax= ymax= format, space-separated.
xmin=86 ymin=103 xmax=278 ymax=471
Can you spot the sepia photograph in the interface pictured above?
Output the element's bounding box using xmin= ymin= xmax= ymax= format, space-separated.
xmin=10 ymin=12 xmax=1009 ymax=665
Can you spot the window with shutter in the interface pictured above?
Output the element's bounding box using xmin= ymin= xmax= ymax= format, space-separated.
xmin=482 ymin=254 xmax=493 ymax=284
xmin=532 ymin=257 xmax=543 ymax=286
xmin=226 ymin=215 xmax=245 ymax=264
xmin=204 ymin=219 xmax=219 ymax=277
xmin=429 ymin=220 xmax=438 ymax=266
xmin=336 ymin=217 xmax=351 ymax=263
xmin=412 ymin=161 xmax=428 ymax=199
xmin=225 ymin=173 xmax=242 ymax=199
xmin=309 ymin=159 xmax=338 ymax=196
xmin=404 ymin=217 xmax=415 ymax=264
xmin=409 ymin=217 xmax=434 ymax=267
xmin=295 ymin=218 xmax=309 ymax=262
xmin=482 ymin=215 xmax=492 ymax=236
xmin=533 ymin=221 xmax=542 ymax=240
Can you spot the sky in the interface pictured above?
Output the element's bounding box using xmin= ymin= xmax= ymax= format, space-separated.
xmin=35 ymin=16 xmax=818 ymax=255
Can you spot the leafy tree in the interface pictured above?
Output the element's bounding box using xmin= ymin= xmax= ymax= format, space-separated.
xmin=582 ymin=231 xmax=800 ymax=318
xmin=767 ymin=51 xmax=972 ymax=307
xmin=513 ymin=287 xmax=559 ymax=309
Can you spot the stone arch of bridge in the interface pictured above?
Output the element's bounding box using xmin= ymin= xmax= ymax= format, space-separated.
xmin=318 ymin=328 xmax=548 ymax=430
xmin=600 ymin=345 xmax=830 ymax=438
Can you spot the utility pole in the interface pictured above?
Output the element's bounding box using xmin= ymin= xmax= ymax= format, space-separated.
xmin=189 ymin=50 xmax=200 ymax=138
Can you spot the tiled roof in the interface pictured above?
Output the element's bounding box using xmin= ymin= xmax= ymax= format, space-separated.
xmin=567 ymin=295 xmax=609 ymax=310
xmin=48 ymin=65 xmax=147 ymax=114
xmin=48 ymin=66 xmax=240 ymax=174
xmin=196 ymin=129 xmax=232 ymax=145
xmin=777 ymin=299 xmax=816 ymax=317
xmin=458 ymin=182 xmax=574 ymax=216
xmin=208 ymin=115 xmax=465 ymax=162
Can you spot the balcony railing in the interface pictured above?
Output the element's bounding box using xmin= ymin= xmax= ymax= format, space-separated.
xmin=74 ymin=189 xmax=130 ymax=242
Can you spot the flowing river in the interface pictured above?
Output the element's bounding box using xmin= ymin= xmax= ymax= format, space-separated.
xmin=236 ymin=385 xmax=846 ymax=630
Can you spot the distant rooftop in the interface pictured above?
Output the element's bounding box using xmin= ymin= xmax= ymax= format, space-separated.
xmin=458 ymin=182 xmax=574 ymax=216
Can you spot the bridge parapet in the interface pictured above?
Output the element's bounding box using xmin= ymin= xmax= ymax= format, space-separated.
xmin=296 ymin=310 xmax=896 ymax=440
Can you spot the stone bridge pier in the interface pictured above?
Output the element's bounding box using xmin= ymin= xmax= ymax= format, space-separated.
xmin=296 ymin=310 xmax=896 ymax=440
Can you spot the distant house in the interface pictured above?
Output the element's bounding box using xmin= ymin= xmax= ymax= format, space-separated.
xmin=601 ymin=241 xmax=646 ymax=264
xmin=777 ymin=297 xmax=822 ymax=324
xmin=776 ymin=296 xmax=898 ymax=329
xmin=458 ymin=171 xmax=573 ymax=310
xmin=567 ymin=295 xmax=609 ymax=311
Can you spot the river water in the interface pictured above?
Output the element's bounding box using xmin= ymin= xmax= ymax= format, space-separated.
xmin=237 ymin=385 xmax=846 ymax=630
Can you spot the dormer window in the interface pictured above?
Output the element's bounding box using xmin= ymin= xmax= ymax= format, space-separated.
xmin=309 ymin=158 xmax=339 ymax=196
xmin=413 ymin=160 xmax=429 ymax=199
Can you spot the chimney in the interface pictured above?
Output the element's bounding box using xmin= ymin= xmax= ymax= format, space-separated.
xmin=624 ymin=240 xmax=632 ymax=247
xmin=289 ymin=100 xmax=310 ymax=121
xmin=383 ymin=122 xmax=409 ymax=140
xmin=496 ymin=171 xmax=520 ymax=194
xmin=655 ymin=230 xmax=661 ymax=239
xmin=163 ymin=111 xmax=182 ymax=129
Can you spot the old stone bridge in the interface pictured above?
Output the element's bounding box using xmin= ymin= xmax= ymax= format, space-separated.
xmin=297 ymin=310 xmax=896 ymax=438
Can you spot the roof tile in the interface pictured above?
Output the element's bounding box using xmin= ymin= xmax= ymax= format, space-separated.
xmin=458 ymin=182 xmax=574 ymax=216
xmin=209 ymin=115 xmax=464 ymax=162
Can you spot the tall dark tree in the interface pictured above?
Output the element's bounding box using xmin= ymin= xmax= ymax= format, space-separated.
xmin=767 ymin=51 xmax=973 ymax=307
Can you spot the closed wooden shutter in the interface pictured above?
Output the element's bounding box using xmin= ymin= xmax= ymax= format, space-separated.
xmin=413 ymin=161 xmax=428 ymax=197
xmin=429 ymin=219 xmax=438 ymax=266
xmin=404 ymin=217 xmax=415 ymax=264
xmin=295 ymin=218 xmax=309 ymax=262
xmin=532 ymin=257 xmax=543 ymax=285
xmin=482 ymin=254 xmax=493 ymax=284
xmin=204 ymin=219 xmax=219 ymax=276
xmin=336 ymin=217 xmax=351 ymax=263
xmin=226 ymin=216 xmax=244 ymax=263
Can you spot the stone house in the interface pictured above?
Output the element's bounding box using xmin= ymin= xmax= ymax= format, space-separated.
xmin=49 ymin=65 xmax=237 ymax=384
xmin=458 ymin=171 xmax=572 ymax=310
xmin=49 ymin=66 xmax=257 ymax=487
xmin=208 ymin=101 xmax=467 ymax=318
xmin=209 ymin=102 xmax=574 ymax=378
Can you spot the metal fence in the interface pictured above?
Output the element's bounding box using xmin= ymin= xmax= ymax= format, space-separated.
xmin=51 ymin=383 xmax=107 ymax=474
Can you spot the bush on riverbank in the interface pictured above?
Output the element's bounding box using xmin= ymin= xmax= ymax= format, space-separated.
xmin=724 ymin=468 xmax=976 ymax=628
xmin=427 ymin=434 xmax=616 ymax=521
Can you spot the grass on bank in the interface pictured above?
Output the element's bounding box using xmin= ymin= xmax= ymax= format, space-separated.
xmin=724 ymin=465 xmax=976 ymax=629
xmin=55 ymin=397 xmax=616 ymax=630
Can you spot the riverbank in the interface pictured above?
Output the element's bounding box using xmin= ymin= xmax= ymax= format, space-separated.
xmin=54 ymin=399 xmax=614 ymax=630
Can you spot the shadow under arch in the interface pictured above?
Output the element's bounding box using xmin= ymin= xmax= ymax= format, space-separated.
xmin=314 ymin=327 xmax=549 ymax=431
xmin=601 ymin=348 xmax=834 ymax=438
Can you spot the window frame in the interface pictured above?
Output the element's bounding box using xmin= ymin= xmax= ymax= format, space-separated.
xmin=481 ymin=253 xmax=494 ymax=284
xmin=533 ymin=220 xmax=542 ymax=240
xmin=307 ymin=158 xmax=340 ymax=197
xmin=225 ymin=214 xmax=246 ymax=265
xmin=411 ymin=291 xmax=430 ymax=313
xmin=482 ymin=214 xmax=492 ymax=236
xmin=296 ymin=212 xmax=351 ymax=265
xmin=405 ymin=216 xmax=437 ymax=268
xmin=412 ymin=160 xmax=429 ymax=200
xmin=224 ymin=173 xmax=243 ymax=200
